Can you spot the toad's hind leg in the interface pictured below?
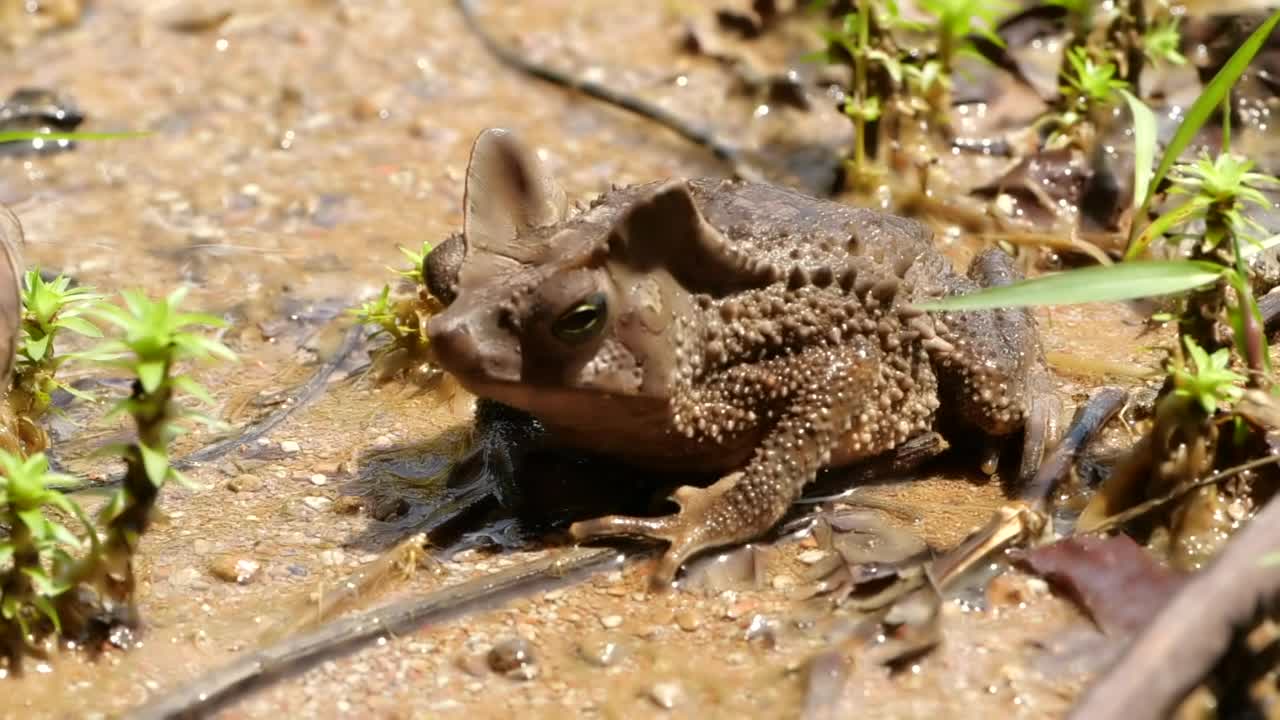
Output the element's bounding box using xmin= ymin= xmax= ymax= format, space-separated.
xmin=570 ymin=345 xmax=906 ymax=588
xmin=929 ymin=248 xmax=1060 ymax=481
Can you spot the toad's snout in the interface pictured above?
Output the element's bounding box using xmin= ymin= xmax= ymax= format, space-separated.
xmin=426 ymin=309 xmax=520 ymax=383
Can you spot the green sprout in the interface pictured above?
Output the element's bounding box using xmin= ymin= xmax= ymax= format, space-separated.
xmin=1165 ymin=152 xmax=1279 ymax=251
xmin=1044 ymin=46 xmax=1130 ymax=148
xmin=1170 ymin=337 xmax=1245 ymax=415
xmin=915 ymin=0 xmax=1011 ymax=74
xmin=392 ymin=240 xmax=433 ymax=285
xmin=350 ymin=285 xmax=415 ymax=345
xmin=93 ymin=288 xmax=234 ymax=488
xmin=73 ymin=288 xmax=235 ymax=620
xmin=10 ymin=270 xmax=106 ymax=435
xmin=0 ymin=451 xmax=95 ymax=670
xmin=1063 ymin=47 xmax=1128 ymax=104
xmin=1143 ymin=16 xmax=1187 ymax=67
xmin=807 ymin=5 xmax=905 ymax=188
xmin=350 ymin=240 xmax=443 ymax=384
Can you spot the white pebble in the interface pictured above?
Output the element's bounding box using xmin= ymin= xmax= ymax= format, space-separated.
xmin=599 ymin=615 xmax=623 ymax=629
xmin=309 ymin=474 xmax=327 ymax=486
xmin=281 ymin=440 xmax=301 ymax=453
xmin=647 ymin=681 xmax=684 ymax=709
xmin=302 ymin=496 xmax=332 ymax=512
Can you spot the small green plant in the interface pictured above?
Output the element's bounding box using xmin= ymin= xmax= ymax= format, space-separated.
xmin=915 ymin=0 xmax=1011 ymax=75
xmin=0 ymin=285 xmax=235 ymax=673
xmin=808 ymin=6 xmax=892 ymax=187
xmin=1171 ymin=337 xmax=1245 ymax=415
xmin=7 ymin=269 xmax=107 ymax=454
xmin=392 ymin=240 xmax=432 ymax=285
xmin=1165 ymin=152 xmax=1278 ymax=250
xmin=1044 ymin=46 xmax=1130 ymax=149
xmin=350 ymin=241 xmax=441 ymax=384
xmin=0 ymin=451 xmax=94 ymax=672
xmin=918 ymin=9 xmax=1280 ymax=558
xmin=351 ymin=285 xmax=408 ymax=345
xmin=1142 ymin=15 xmax=1187 ymax=68
xmin=75 ymin=288 xmax=234 ymax=619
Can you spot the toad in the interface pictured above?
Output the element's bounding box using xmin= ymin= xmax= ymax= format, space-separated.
xmin=424 ymin=128 xmax=1058 ymax=585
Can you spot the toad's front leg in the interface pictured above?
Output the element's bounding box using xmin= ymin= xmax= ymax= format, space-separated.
xmin=569 ymin=344 xmax=906 ymax=587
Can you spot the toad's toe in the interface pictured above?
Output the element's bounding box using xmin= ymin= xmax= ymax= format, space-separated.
xmin=569 ymin=473 xmax=754 ymax=589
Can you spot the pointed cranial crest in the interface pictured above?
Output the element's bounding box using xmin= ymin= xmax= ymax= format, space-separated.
xmin=605 ymin=180 xmax=774 ymax=296
xmin=459 ymin=128 xmax=568 ymax=287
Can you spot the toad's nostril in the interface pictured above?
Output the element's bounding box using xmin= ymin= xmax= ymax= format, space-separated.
xmin=426 ymin=314 xmax=479 ymax=372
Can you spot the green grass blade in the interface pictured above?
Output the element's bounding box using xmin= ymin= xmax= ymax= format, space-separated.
xmin=1125 ymin=8 xmax=1280 ymax=259
xmin=916 ymin=260 xmax=1226 ymax=311
xmin=1118 ymin=89 xmax=1157 ymax=216
xmin=1241 ymin=232 xmax=1280 ymax=259
xmin=0 ymin=130 xmax=148 ymax=143
xmin=1126 ymin=196 xmax=1209 ymax=259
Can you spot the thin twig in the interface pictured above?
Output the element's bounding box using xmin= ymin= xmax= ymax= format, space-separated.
xmin=61 ymin=323 xmax=364 ymax=493
xmin=1067 ymin=492 xmax=1280 ymax=720
xmin=454 ymin=0 xmax=765 ymax=183
xmin=125 ymin=546 xmax=633 ymax=720
xmin=1086 ymin=453 xmax=1280 ymax=534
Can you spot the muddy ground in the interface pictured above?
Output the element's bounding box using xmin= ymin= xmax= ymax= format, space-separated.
xmin=0 ymin=1 xmax=1193 ymax=718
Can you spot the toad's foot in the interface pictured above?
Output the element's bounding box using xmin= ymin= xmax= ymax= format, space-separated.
xmin=569 ymin=471 xmax=752 ymax=588
xmin=929 ymin=248 xmax=1061 ymax=481
xmin=570 ymin=344 xmax=915 ymax=588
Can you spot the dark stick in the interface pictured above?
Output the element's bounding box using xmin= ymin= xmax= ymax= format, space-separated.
xmin=63 ymin=323 xmax=364 ymax=493
xmin=1067 ymin=493 xmax=1280 ymax=720
xmin=125 ymin=546 xmax=632 ymax=720
xmin=175 ymin=324 xmax=364 ymax=468
xmin=454 ymin=0 xmax=765 ymax=183
xmin=1022 ymin=387 xmax=1128 ymax=509
xmin=1259 ymin=289 xmax=1280 ymax=332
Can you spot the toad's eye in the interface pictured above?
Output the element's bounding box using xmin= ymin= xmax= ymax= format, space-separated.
xmin=551 ymin=292 xmax=607 ymax=343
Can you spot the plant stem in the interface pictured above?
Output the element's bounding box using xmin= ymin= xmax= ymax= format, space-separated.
xmin=97 ymin=370 xmax=172 ymax=620
xmin=0 ymin=508 xmax=33 ymax=673
xmin=853 ymin=0 xmax=870 ymax=180
xmin=1231 ymin=233 xmax=1269 ymax=387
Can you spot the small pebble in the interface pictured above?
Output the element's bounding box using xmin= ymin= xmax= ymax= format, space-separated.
xmin=351 ymin=95 xmax=385 ymax=121
xmin=647 ymin=681 xmax=684 ymax=710
xmin=797 ymin=549 xmax=828 ymax=565
xmin=302 ymin=496 xmax=333 ymax=512
xmin=309 ymin=474 xmax=328 ymax=486
xmin=319 ymin=549 xmax=345 ymax=566
xmin=280 ymin=440 xmax=301 ymax=453
xmin=227 ymin=474 xmax=262 ymax=492
xmin=576 ymin=634 xmax=625 ymax=668
xmin=372 ymin=434 xmax=394 ymax=449
xmin=674 ymin=609 xmax=700 ymax=632
xmin=599 ymin=614 xmax=623 ymax=630
xmin=209 ymin=555 xmax=261 ymax=584
xmin=487 ymin=637 xmax=538 ymax=680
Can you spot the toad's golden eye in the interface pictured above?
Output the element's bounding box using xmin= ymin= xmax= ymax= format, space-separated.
xmin=551 ymin=292 xmax=607 ymax=343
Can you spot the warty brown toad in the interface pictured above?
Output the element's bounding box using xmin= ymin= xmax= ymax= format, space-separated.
xmin=424 ymin=128 xmax=1058 ymax=586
